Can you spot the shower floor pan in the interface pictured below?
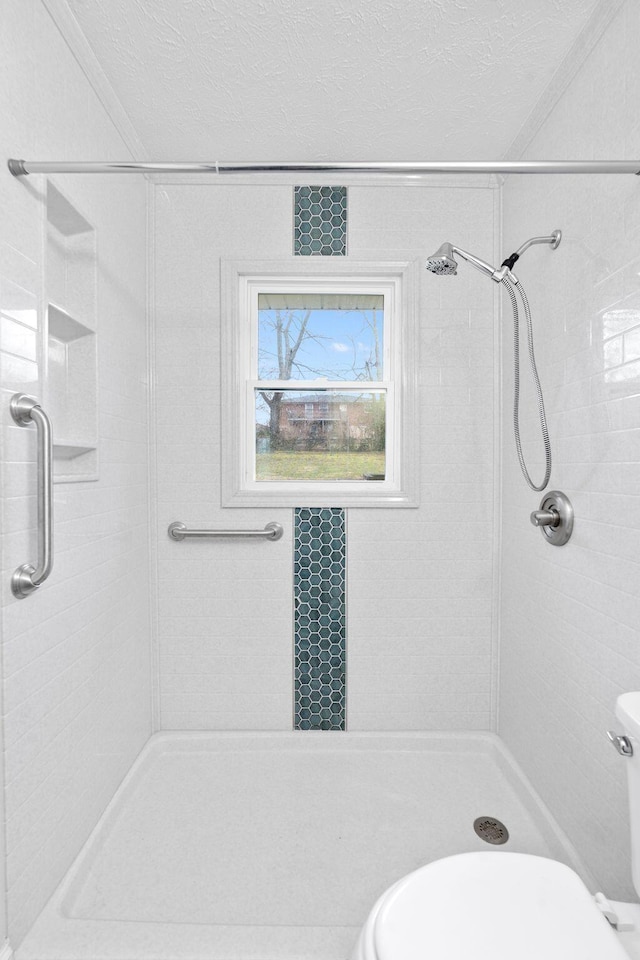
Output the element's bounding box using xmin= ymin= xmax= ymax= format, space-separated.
xmin=17 ymin=732 xmax=587 ymax=960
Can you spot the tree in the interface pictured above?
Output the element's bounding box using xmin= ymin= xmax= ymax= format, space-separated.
xmin=351 ymin=308 xmax=381 ymax=381
xmin=258 ymin=309 xmax=311 ymax=446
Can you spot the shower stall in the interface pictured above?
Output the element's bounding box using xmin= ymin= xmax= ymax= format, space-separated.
xmin=1 ymin=0 xmax=640 ymax=957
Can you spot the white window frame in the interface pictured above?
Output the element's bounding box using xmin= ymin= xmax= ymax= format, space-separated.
xmin=221 ymin=259 xmax=419 ymax=508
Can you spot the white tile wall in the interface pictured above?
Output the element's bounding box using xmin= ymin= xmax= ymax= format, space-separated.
xmin=348 ymin=187 xmax=499 ymax=729
xmin=499 ymin=0 xmax=640 ymax=901
xmin=152 ymin=181 xmax=498 ymax=731
xmin=0 ymin=0 xmax=151 ymax=945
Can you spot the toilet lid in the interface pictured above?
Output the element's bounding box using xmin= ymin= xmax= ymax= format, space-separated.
xmin=373 ymin=852 xmax=628 ymax=960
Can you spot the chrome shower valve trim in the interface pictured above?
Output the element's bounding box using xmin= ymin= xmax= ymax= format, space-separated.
xmin=530 ymin=491 xmax=574 ymax=546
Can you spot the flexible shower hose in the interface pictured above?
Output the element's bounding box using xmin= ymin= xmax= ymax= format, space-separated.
xmin=501 ymin=277 xmax=551 ymax=492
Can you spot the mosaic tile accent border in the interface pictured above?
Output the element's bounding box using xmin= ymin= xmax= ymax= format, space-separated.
xmin=294 ymin=507 xmax=346 ymax=730
xmin=293 ymin=186 xmax=347 ymax=256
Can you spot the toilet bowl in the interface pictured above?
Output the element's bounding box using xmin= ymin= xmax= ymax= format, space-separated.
xmin=351 ymin=692 xmax=640 ymax=960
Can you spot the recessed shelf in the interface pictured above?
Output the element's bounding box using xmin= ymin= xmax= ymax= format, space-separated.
xmin=45 ymin=181 xmax=98 ymax=483
xmin=48 ymin=303 xmax=94 ymax=342
xmin=53 ymin=443 xmax=97 ymax=461
xmin=47 ymin=182 xmax=93 ymax=236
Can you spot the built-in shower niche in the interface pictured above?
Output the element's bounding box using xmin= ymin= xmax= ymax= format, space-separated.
xmin=45 ymin=182 xmax=98 ymax=481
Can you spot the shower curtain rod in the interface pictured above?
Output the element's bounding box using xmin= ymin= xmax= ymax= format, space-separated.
xmin=7 ymin=159 xmax=640 ymax=177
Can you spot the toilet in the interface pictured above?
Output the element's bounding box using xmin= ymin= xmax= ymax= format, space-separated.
xmin=351 ymin=692 xmax=640 ymax=960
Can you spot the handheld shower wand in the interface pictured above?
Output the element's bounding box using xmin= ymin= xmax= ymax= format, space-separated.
xmin=425 ymin=231 xmax=561 ymax=283
xmin=425 ymin=231 xmax=561 ymax=492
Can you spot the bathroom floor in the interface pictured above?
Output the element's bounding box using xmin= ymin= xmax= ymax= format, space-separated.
xmin=17 ymin=732 xmax=585 ymax=960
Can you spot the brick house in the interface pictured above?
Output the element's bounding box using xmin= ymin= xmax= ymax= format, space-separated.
xmin=275 ymin=393 xmax=383 ymax=451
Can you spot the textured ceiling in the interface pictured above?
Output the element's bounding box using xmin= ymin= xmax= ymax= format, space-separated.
xmin=65 ymin=0 xmax=601 ymax=161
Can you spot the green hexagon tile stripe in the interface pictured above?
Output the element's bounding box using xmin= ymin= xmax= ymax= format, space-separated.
xmin=293 ymin=186 xmax=347 ymax=255
xmin=294 ymin=507 xmax=346 ymax=730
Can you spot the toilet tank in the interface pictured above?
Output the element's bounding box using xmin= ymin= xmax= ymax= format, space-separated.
xmin=616 ymin=692 xmax=640 ymax=898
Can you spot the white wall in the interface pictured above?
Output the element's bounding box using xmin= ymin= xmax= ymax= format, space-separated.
xmin=499 ymin=0 xmax=640 ymax=900
xmin=0 ymin=0 xmax=151 ymax=945
xmin=152 ymin=179 xmax=499 ymax=731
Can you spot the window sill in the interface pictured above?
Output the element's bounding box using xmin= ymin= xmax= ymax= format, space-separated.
xmin=222 ymin=480 xmax=419 ymax=509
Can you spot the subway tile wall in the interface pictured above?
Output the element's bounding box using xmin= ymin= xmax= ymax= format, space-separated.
xmin=153 ymin=181 xmax=497 ymax=731
xmin=498 ymin=0 xmax=640 ymax=900
xmin=0 ymin=0 xmax=151 ymax=945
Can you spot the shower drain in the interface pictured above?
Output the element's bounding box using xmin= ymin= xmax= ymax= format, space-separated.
xmin=473 ymin=816 xmax=509 ymax=845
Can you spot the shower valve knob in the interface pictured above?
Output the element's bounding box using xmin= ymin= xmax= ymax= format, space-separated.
xmin=530 ymin=509 xmax=559 ymax=528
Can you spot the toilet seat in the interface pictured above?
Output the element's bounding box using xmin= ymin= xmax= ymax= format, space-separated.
xmin=364 ymin=852 xmax=628 ymax=960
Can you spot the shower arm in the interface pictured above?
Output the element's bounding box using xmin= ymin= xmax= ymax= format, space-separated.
xmin=513 ymin=231 xmax=562 ymax=257
xmin=500 ymin=230 xmax=561 ymax=276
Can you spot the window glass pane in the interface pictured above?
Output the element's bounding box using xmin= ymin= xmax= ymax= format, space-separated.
xmin=257 ymin=293 xmax=384 ymax=381
xmin=255 ymin=389 xmax=386 ymax=481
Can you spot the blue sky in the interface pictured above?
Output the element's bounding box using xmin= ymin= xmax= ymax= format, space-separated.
xmin=258 ymin=307 xmax=383 ymax=382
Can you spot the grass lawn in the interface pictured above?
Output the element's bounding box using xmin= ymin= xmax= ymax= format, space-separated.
xmin=256 ymin=450 xmax=385 ymax=481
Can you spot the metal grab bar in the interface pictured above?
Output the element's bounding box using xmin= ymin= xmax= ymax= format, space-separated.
xmin=168 ymin=521 xmax=283 ymax=542
xmin=10 ymin=394 xmax=54 ymax=598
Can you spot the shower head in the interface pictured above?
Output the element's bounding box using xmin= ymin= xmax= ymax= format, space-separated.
xmin=425 ymin=242 xmax=458 ymax=275
xmin=426 ymin=242 xmax=498 ymax=280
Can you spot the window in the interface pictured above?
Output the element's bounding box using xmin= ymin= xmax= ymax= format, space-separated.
xmin=222 ymin=260 xmax=418 ymax=507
